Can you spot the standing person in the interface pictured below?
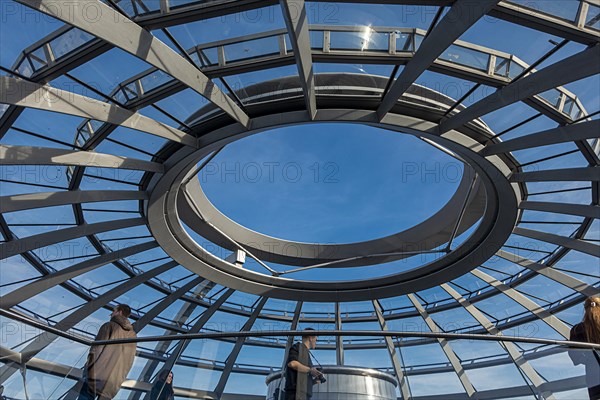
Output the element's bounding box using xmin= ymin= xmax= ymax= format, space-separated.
xmin=284 ymin=328 xmax=323 ymax=400
xmin=78 ymin=304 xmax=137 ymax=400
xmin=569 ymin=296 xmax=600 ymax=400
xmin=149 ymin=370 xmax=174 ymax=400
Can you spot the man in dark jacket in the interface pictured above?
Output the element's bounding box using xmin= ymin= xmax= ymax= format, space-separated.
xmin=78 ymin=304 xmax=137 ymax=400
xmin=284 ymin=328 xmax=323 ymax=400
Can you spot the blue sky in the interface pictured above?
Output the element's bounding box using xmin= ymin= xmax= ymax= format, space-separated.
xmin=0 ymin=1 xmax=598 ymax=398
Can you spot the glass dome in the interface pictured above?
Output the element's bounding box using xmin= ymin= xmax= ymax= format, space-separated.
xmin=0 ymin=0 xmax=598 ymax=399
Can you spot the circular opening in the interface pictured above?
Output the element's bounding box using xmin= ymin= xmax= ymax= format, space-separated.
xmin=199 ymin=123 xmax=464 ymax=244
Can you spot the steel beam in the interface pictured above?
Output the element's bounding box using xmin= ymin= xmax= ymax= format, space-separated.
xmin=407 ymin=294 xmax=477 ymax=399
xmin=496 ymin=249 xmax=598 ymax=297
xmin=377 ymin=0 xmax=501 ymax=120
xmin=0 ymin=76 xmax=196 ymax=147
xmin=0 ymin=190 xmax=147 ymax=213
xmin=147 ymin=289 xmax=235 ymax=381
xmin=471 ymin=268 xmax=570 ymax=338
xmin=213 ymin=297 xmax=268 ymax=398
xmin=15 ymin=0 xmax=250 ymax=129
xmin=441 ymin=283 xmax=556 ymax=400
xmin=373 ymin=300 xmax=411 ymax=400
xmin=0 ymin=241 xmax=158 ymax=309
xmin=132 ymin=277 xmax=204 ymax=333
xmin=335 ymin=302 xmax=344 ymax=365
xmin=0 ymin=260 xmax=178 ymax=384
xmin=281 ymin=0 xmax=317 ymax=119
xmin=513 ymin=226 xmax=599 ymax=257
xmin=129 ymin=279 xmax=224 ymax=400
xmin=510 ymin=167 xmax=600 ymax=182
xmin=0 ymin=217 xmax=146 ymax=260
xmin=481 ymin=120 xmax=600 ymax=156
xmin=519 ymin=201 xmax=600 ymax=219
xmin=439 ymin=46 xmax=600 ymax=133
xmin=0 ymin=145 xmax=163 ymax=172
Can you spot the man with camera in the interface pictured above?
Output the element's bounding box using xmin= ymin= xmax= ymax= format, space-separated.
xmin=284 ymin=328 xmax=324 ymax=400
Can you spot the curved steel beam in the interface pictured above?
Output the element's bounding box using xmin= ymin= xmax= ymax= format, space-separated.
xmin=0 ymin=145 xmax=163 ymax=172
xmin=0 ymin=260 xmax=178 ymax=384
xmin=213 ymin=297 xmax=268 ymax=398
xmin=0 ymin=217 xmax=146 ymax=260
xmin=377 ymin=0 xmax=501 ymax=120
xmin=408 ymin=293 xmax=477 ymax=398
xmin=0 ymin=76 xmax=196 ymax=147
xmin=441 ymin=283 xmax=556 ymax=400
xmin=0 ymin=190 xmax=147 ymax=213
xmin=471 ymin=268 xmax=570 ymax=338
xmin=14 ymin=0 xmax=250 ymax=129
xmin=281 ymin=0 xmax=317 ymax=119
xmin=481 ymin=119 xmax=600 ymax=156
xmin=0 ymin=241 xmax=158 ymax=309
xmin=519 ymin=201 xmax=600 ymax=219
xmin=496 ymin=249 xmax=598 ymax=297
xmin=513 ymin=226 xmax=599 ymax=257
xmin=439 ymin=45 xmax=600 ymax=134
xmin=510 ymin=167 xmax=600 ymax=182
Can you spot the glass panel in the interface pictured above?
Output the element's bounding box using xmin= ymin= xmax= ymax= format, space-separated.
xmin=408 ymin=371 xmax=467 ymax=396
xmin=329 ymin=29 xmax=389 ymax=52
xmin=222 ymin=35 xmax=280 ymax=63
xmin=197 ymin=47 xmax=219 ymax=66
xmin=509 ymin=61 xmax=526 ymax=79
xmin=539 ymin=88 xmax=562 ymax=107
xmin=0 ymin=2 xmax=62 ymax=68
xmin=15 ymin=58 xmax=33 ymax=78
xmin=309 ymin=30 xmax=324 ymax=49
xmin=507 ymin=0 xmax=581 ymax=22
xmin=0 ymin=255 xmax=43 ymax=296
xmin=585 ymin=3 xmax=600 ymax=30
xmin=439 ymin=44 xmax=490 ymax=71
xmin=29 ymin=47 xmax=49 ymax=70
xmin=138 ymin=69 xmax=173 ymax=94
xmin=396 ymin=31 xmax=413 ymax=52
xmin=494 ymin=56 xmax=511 ymax=77
xmin=49 ymin=28 xmax=95 ymax=60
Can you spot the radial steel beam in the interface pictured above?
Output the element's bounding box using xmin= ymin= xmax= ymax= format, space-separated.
xmin=471 ymin=268 xmax=570 ymax=338
xmin=441 ymin=283 xmax=556 ymax=400
xmin=146 ymin=289 xmax=235 ymax=381
xmin=132 ymin=276 xmax=205 ymax=332
xmin=213 ymin=297 xmax=268 ymax=398
xmin=15 ymin=0 xmax=250 ymax=129
xmin=335 ymin=302 xmax=344 ymax=365
xmin=284 ymin=301 xmax=304 ymax=359
xmin=0 ymin=241 xmax=158 ymax=309
xmin=407 ymin=294 xmax=477 ymax=399
xmin=519 ymin=201 xmax=600 ymax=219
xmin=377 ymin=0 xmax=501 ymax=120
xmin=0 ymin=260 xmax=178 ymax=384
xmin=496 ymin=249 xmax=598 ymax=297
xmin=510 ymin=167 xmax=600 ymax=182
xmin=373 ymin=299 xmax=411 ymax=400
xmin=513 ymin=226 xmax=600 ymax=257
xmin=132 ymin=281 xmax=223 ymax=400
xmin=281 ymin=0 xmax=317 ymax=119
xmin=481 ymin=120 xmax=600 ymax=156
xmin=0 ymin=217 xmax=146 ymax=260
xmin=0 ymin=76 xmax=196 ymax=147
xmin=439 ymin=46 xmax=600 ymax=133
xmin=0 ymin=190 xmax=147 ymax=213
xmin=0 ymin=145 xmax=164 ymax=172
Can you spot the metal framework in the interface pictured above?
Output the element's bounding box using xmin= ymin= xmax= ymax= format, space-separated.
xmin=0 ymin=0 xmax=598 ymax=398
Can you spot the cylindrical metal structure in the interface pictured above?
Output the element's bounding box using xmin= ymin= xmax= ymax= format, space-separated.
xmin=265 ymin=365 xmax=397 ymax=400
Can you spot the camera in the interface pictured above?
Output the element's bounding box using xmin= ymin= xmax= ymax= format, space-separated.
xmin=315 ymin=367 xmax=326 ymax=384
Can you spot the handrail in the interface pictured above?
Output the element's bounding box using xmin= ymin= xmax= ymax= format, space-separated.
xmin=7 ymin=305 xmax=594 ymax=350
